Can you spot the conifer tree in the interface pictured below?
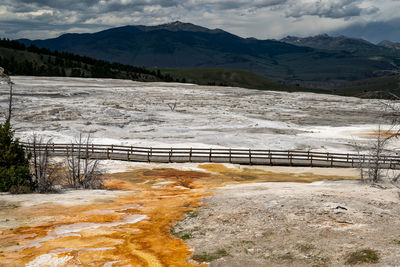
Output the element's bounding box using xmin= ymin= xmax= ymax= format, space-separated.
xmin=0 ymin=67 xmax=34 ymax=192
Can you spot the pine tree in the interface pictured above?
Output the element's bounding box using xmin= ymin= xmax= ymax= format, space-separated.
xmin=0 ymin=67 xmax=34 ymax=193
xmin=0 ymin=120 xmax=33 ymax=192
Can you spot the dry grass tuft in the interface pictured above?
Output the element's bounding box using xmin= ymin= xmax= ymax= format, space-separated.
xmin=345 ymin=249 xmax=379 ymax=265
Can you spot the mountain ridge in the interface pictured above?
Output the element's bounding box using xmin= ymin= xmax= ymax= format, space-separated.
xmin=135 ymin=21 xmax=226 ymax=34
xmin=280 ymin=34 xmax=383 ymax=52
xmin=17 ymin=22 xmax=400 ymax=87
xmin=378 ymin=40 xmax=400 ymax=50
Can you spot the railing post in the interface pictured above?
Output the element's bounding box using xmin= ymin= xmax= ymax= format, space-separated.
xmin=127 ymin=150 xmax=130 ymax=161
xmin=189 ymin=148 xmax=192 ymax=162
xmin=269 ymin=150 xmax=272 ymax=166
xmin=289 ymin=151 xmax=292 ymax=166
xmin=53 ymin=143 xmax=55 ymax=152
xmin=147 ymin=149 xmax=150 ymax=163
xmin=209 ymin=148 xmax=212 ymax=162
xmin=169 ymin=148 xmax=172 ymax=163
xmin=107 ymin=148 xmax=110 ymax=159
xmin=249 ymin=149 xmax=252 ymax=165
xmin=331 ymin=155 xmax=333 ymax=167
xmin=310 ymin=154 xmax=313 ymax=167
xmin=229 ymin=149 xmax=232 ymax=163
xmin=347 ymin=153 xmax=349 ymax=162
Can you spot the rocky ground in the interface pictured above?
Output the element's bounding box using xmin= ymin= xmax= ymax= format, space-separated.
xmin=178 ymin=181 xmax=400 ymax=266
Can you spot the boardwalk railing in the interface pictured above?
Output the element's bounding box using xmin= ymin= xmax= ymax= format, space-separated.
xmin=21 ymin=142 xmax=400 ymax=169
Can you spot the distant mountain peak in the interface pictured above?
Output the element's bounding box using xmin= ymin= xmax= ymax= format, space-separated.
xmin=136 ymin=21 xmax=224 ymax=34
xmin=378 ymin=40 xmax=400 ymax=50
xmin=165 ymin=20 xmax=185 ymax=25
xmin=158 ymin=21 xmax=197 ymax=29
xmin=280 ymin=34 xmax=376 ymax=51
xmin=315 ymin=33 xmax=330 ymax=38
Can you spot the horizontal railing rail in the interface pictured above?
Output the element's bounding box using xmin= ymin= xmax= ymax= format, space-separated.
xmin=20 ymin=142 xmax=400 ymax=169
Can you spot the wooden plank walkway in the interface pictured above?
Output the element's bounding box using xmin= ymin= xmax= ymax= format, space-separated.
xmin=21 ymin=143 xmax=400 ymax=169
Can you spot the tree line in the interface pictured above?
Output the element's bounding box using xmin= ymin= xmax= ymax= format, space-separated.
xmin=0 ymin=38 xmax=178 ymax=82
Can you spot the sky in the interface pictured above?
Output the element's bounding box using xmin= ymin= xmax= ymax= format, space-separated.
xmin=0 ymin=0 xmax=400 ymax=43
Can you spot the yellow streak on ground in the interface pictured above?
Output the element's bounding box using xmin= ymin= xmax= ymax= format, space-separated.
xmin=0 ymin=164 xmax=359 ymax=266
xmin=357 ymin=130 xmax=398 ymax=139
xmin=198 ymin=163 xmax=359 ymax=184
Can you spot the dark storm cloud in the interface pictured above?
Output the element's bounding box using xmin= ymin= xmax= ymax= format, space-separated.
xmin=329 ymin=18 xmax=400 ymax=43
xmin=7 ymin=0 xmax=179 ymax=12
xmin=105 ymin=1 xmax=181 ymax=12
xmin=0 ymin=0 xmax=398 ymax=42
xmin=285 ymin=0 xmax=378 ymax=19
xmin=0 ymin=0 xmax=374 ymax=18
xmin=186 ymin=0 xmax=286 ymax=10
xmin=0 ymin=20 xmax=101 ymax=35
xmin=6 ymin=0 xmax=96 ymax=11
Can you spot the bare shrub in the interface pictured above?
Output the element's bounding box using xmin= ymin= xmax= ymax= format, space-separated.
xmin=28 ymin=134 xmax=63 ymax=193
xmin=64 ymin=134 xmax=104 ymax=189
xmin=353 ymin=100 xmax=400 ymax=184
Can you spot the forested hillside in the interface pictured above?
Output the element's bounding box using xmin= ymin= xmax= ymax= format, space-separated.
xmin=0 ymin=39 xmax=173 ymax=82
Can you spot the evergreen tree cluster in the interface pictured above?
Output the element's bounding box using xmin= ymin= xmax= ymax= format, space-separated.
xmin=0 ymin=38 xmax=183 ymax=82
xmin=0 ymin=120 xmax=33 ymax=192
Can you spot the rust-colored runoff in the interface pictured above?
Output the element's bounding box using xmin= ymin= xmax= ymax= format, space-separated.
xmin=0 ymin=164 xmax=357 ymax=266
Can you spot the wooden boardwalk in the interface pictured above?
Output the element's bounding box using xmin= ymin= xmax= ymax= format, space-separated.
xmin=22 ymin=143 xmax=400 ymax=169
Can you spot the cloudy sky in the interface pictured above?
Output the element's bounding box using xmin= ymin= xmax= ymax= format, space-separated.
xmin=1 ymin=0 xmax=400 ymax=43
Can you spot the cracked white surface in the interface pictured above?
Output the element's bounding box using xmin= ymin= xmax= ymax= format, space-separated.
xmin=0 ymin=76 xmax=396 ymax=153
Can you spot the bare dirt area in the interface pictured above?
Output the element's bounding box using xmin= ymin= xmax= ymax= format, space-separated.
xmin=178 ymin=180 xmax=400 ymax=266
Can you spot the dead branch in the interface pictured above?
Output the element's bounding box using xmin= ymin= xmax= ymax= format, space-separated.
xmin=0 ymin=67 xmax=14 ymax=122
xmin=64 ymin=134 xmax=104 ymax=189
xmin=167 ymin=101 xmax=177 ymax=111
xmin=28 ymin=134 xmax=62 ymax=193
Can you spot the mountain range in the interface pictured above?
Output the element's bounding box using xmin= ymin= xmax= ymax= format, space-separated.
xmin=15 ymin=21 xmax=400 ymax=88
xmin=280 ymin=34 xmax=387 ymax=52
xmin=378 ymin=40 xmax=400 ymax=50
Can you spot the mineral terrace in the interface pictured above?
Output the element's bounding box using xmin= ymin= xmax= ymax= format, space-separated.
xmin=1 ymin=77 xmax=400 ymax=266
